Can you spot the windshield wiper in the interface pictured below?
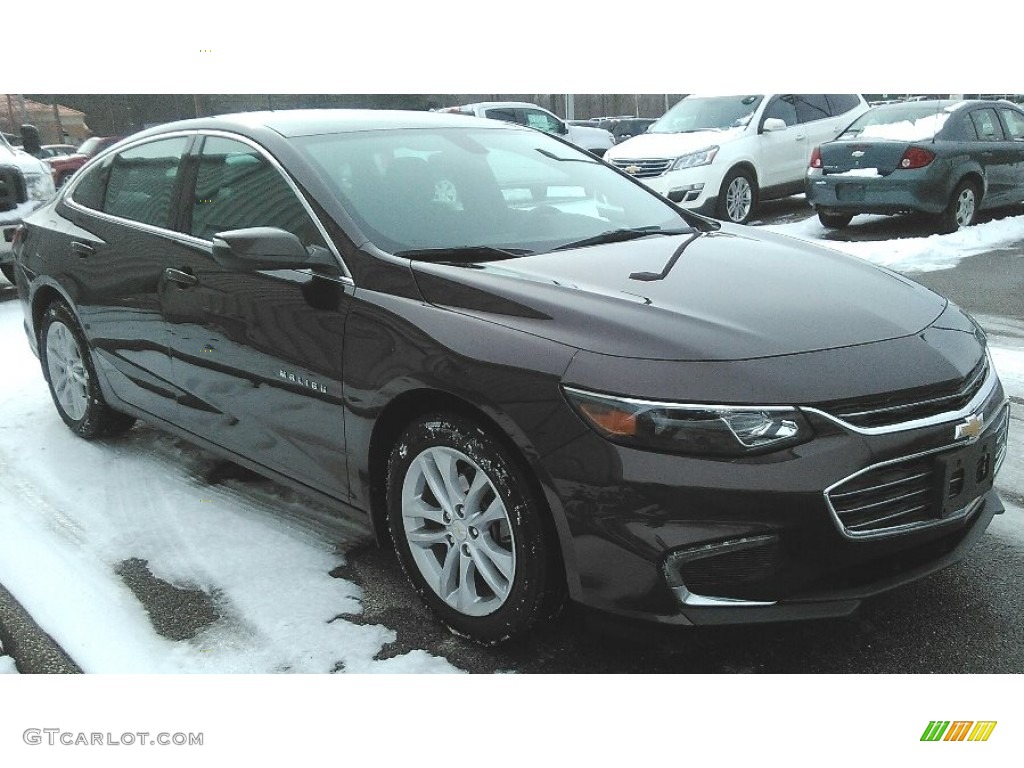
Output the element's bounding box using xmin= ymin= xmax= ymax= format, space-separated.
xmin=552 ymin=226 xmax=692 ymax=252
xmin=395 ymin=245 xmax=532 ymax=264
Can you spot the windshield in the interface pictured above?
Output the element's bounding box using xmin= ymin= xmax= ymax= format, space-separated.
xmin=648 ymin=95 xmax=763 ymax=134
xmin=296 ymin=127 xmax=693 ymax=256
xmin=840 ymin=102 xmax=958 ymax=141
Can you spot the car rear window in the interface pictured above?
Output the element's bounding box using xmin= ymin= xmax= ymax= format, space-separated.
xmin=840 ymin=103 xmax=957 ymax=141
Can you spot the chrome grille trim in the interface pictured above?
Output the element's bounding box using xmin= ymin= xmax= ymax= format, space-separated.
xmin=804 ymin=354 xmax=998 ymax=436
xmin=608 ymin=157 xmax=674 ymax=178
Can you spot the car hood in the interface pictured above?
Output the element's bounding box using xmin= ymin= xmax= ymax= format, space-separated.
xmin=607 ymin=128 xmax=746 ymax=160
xmin=411 ymin=227 xmax=947 ymax=362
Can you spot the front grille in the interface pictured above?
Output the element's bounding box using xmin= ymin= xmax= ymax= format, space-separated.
xmin=818 ymin=357 xmax=989 ymax=429
xmin=828 ymin=455 xmax=937 ymax=534
xmin=0 ymin=165 xmax=27 ymax=212
xmin=608 ymin=157 xmax=673 ymax=178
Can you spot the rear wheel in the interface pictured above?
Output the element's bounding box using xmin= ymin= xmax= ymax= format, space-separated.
xmin=716 ymin=168 xmax=757 ymax=224
xmin=938 ymin=179 xmax=979 ymax=233
xmin=387 ymin=413 xmax=564 ymax=644
xmin=0 ymin=264 xmax=14 ymax=284
xmin=39 ymin=302 xmax=136 ymax=439
xmin=817 ymin=211 xmax=853 ymax=229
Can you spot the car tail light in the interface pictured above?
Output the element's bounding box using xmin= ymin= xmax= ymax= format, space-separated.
xmin=898 ymin=147 xmax=935 ymax=169
xmin=809 ymin=146 xmax=822 ymax=169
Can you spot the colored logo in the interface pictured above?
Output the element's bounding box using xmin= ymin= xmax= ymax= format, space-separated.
xmin=921 ymin=721 xmax=997 ymax=742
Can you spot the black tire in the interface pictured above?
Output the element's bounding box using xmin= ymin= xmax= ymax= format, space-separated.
xmin=817 ymin=211 xmax=853 ymax=229
xmin=937 ymin=179 xmax=980 ymax=233
xmin=386 ymin=413 xmax=564 ymax=645
xmin=715 ymin=167 xmax=758 ymax=224
xmin=39 ymin=301 xmax=136 ymax=439
xmin=0 ymin=264 xmax=14 ymax=284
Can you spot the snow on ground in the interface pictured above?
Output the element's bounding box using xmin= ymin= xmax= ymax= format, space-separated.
xmin=0 ymin=642 xmax=17 ymax=674
xmin=0 ymin=300 xmax=458 ymax=673
xmin=765 ymin=213 xmax=1024 ymax=273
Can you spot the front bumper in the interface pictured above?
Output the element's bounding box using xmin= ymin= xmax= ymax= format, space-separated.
xmin=616 ymin=163 xmax=721 ymax=215
xmin=540 ymin=369 xmax=1009 ymax=627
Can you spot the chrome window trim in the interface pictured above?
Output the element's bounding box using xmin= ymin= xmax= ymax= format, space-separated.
xmin=823 ymin=403 xmax=1008 ymax=541
xmin=803 ymin=353 xmax=999 ymax=436
xmin=62 ymin=128 xmax=354 ymax=284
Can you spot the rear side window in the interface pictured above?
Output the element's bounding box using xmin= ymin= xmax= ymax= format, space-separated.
xmin=826 ymin=95 xmax=861 ymax=116
xmin=484 ymin=108 xmax=518 ymax=124
xmin=70 ymin=159 xmax=109 ymax=210
xmin=969 ymin=109 xmax=1004 ymax=141
xmin=102 ymin=137 xmax=188 ymax=228
xmin=999 ymin=108 xmax=1024 ymax=140
xmin=794 ymin=95 xmax=831 ymax=123
xmin=189 ymin=136 xmax=326 ymax=247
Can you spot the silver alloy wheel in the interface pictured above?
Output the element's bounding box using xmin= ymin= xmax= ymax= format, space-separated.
xmin=401 ymin=446 xmax=516 ymax=616
xmin=45 ymin=321 xmax=90 ymax=421
xmin=955 ymin=187 xmax=976 ymax=228
xmin=725 ymin=176 xmax=753 ymax=222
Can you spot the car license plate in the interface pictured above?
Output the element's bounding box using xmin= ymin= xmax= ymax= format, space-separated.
xmin=836 ymin=184 xmax=865 ymax=202
xmin=936 ymin=420 xmax=1006 ymax=518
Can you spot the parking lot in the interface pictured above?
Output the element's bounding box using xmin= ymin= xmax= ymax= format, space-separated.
xmin=2 ymin=196 xmax=1021 ymax=674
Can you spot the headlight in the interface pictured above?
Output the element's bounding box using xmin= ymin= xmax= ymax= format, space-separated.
xmin=564 ymin=387 xmax=812 ymax=457
xmin=24 ymin=171 xmax=56 ymax=202
xmin=671 ymin=147 xmax=719 ymax=171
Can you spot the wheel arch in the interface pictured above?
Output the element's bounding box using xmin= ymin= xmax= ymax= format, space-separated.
xmin=365 ymin=387 xmax=571 ymax=588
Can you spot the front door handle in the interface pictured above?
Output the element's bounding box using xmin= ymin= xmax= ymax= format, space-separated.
xmin=70 ymin=240 xmax=95 ymax=258
xmin=164 ymin=267 xmax=198 ymax=288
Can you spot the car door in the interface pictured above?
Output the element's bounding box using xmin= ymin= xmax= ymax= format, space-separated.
xmin=159 ymin=134 xmax=356 ymax=498
xmin=997 ymin=106 xmax=1024 ymax=202
xmin=59 ymin=134 xmax=194 ymax=424
xmin=757 ymin=95 xmax=804 ymax=189
xmin=968 ymin=108 xmax=1013 ymax=205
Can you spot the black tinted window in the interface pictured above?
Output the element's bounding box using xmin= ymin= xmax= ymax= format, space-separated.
xmin=970 ymin=109 xmax=1004 ymax=141
xmin=189 ymin=136 xmax=325 ymax=247
xmin=763 ymin=96 xmax=797 ymax=127
xmin=102 ymin=137 xmax=187 ymax=228
xmin=484 ymin=108 xmax=518 ymax=124
xmin=826 ymin=95 xmax=861 ymax=115
xmin=794 ymin=95 xmax=831 ymax=123
xmin=70 ymin=159 xmax=109 ymax=210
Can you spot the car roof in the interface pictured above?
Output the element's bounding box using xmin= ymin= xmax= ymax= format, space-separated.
xmin=126 ymin=109 xmax=509 ymax=142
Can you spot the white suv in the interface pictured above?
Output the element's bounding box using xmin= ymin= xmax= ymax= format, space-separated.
xmin=604 ymin=94 xmax=868 ymax=224
xmin=441 ymin=102 xmax=615 ymax=157
xmin=1 ymin=133 xmax=56 ymax=283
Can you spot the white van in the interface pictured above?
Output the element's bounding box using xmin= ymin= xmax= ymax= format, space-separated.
xmin=604 ymin=94 xmax=868 ymax=223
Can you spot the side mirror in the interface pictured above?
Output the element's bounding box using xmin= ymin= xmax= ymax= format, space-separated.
xmin=762 ymin=118 xmax=789 ymax=133
xmin=211 ymin=227 xmax=335 ymax=271
xmin=556 ymin=120 xmax=569 ymax=135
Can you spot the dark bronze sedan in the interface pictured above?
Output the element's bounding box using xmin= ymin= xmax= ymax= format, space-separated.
xmin=11 ymin=110 xmax=1010 ymax=644
xmin=807 ymin=99 xmax=1024 ymax=231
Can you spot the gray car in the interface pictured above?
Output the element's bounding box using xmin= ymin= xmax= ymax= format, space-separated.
xmin=806 ymin=99 xmax=1024 ymax=231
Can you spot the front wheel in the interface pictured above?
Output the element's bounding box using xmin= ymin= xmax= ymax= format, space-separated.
xmin=387 ymin=413 xmax=564 ymax=644
xmin=716 ymin=168 xmax=758 ymax=224
xmin=39 ymin=302 xmax=136 ymax=439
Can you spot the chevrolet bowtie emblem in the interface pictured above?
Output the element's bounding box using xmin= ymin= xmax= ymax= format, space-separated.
xmin=955 ymin=413 xmax=984 ymax=440
xmin=624 ymin=165 xmax=641 ymax=175
xmin=851 ymin=150 xmax=866 ymax=158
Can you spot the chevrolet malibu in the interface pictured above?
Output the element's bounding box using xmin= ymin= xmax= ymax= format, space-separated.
xmin=11 ymin=110 xmax=1009 ymax=645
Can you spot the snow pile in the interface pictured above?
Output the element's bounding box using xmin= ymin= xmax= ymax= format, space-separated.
xmin=0 ymin=642 xmax=16 ymax=674
xmin=767 ymin=213 xmax=1024 ymax=273
xmin=858 ymin=112 xmax=950 ymax=141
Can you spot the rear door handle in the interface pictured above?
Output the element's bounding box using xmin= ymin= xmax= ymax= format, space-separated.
xmin=70 ymin=240 xmax=95 ymax=258
xmin=164 ymin=267 xmax=198 ymax=287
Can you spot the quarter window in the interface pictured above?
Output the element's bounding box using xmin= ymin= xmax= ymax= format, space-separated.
xmin=70 ymin=158 xmax=110 ymax=210
xmin=969 ymin=109 xmax=1005 ymax=141
xmin=484 ymin=108 xmax=518 ymax=124
xmin=189 ymin=136 xmax=326 ymax=248
xmin=826 ymin=94 xmax=861 ymax=115
xmin=102 ymin=137 xmax=188 ymax=228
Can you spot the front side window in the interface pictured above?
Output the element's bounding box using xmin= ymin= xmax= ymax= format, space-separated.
xmin=970 ymin=109 xmax=1004 ymax=141
xmin=102 ymin=137 xmax=188 ymax=229
xmin=188 ymin=136 xmax=325 ymax=247
xmin=522 ymin=109 xmax=562 ymax=135
xmin=762 ymin=96 xmax=797 ymax=127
